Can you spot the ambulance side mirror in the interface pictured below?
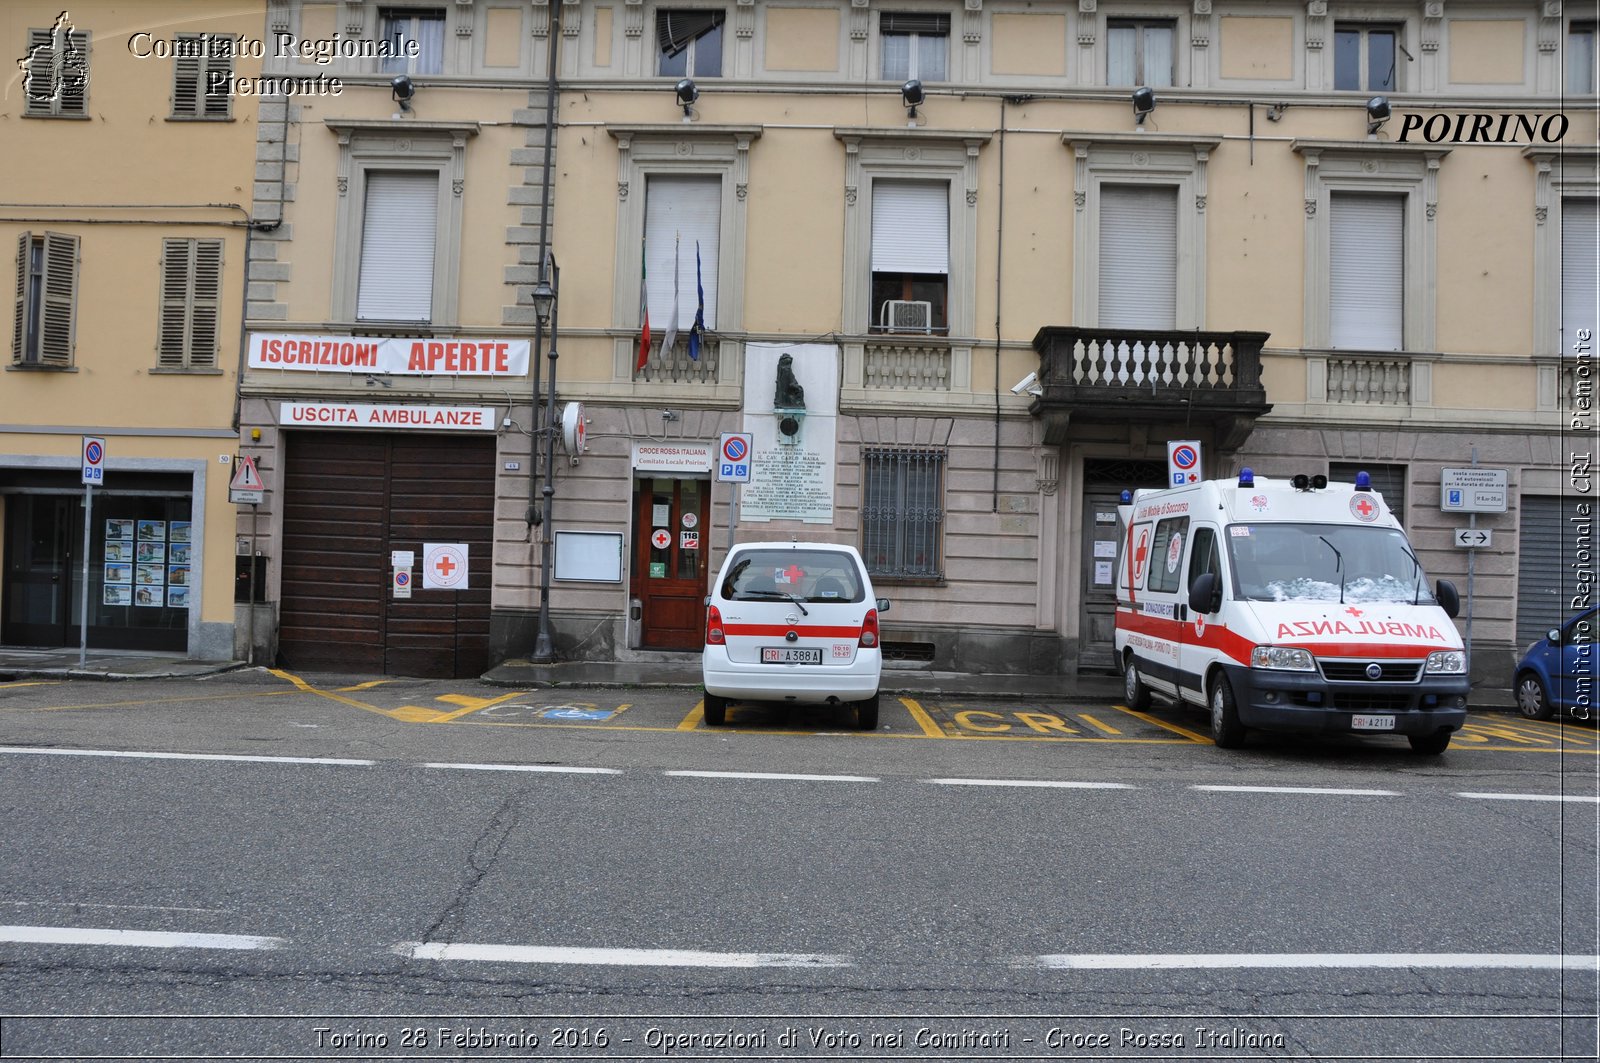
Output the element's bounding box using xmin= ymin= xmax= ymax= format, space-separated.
xmin=876 ymin=598 xmax=891 ymax=613
xmin=1188 ymin=572 xmax=1222 ymax=615
xmin=1435 ymin=579 xmax=1460 ymax=619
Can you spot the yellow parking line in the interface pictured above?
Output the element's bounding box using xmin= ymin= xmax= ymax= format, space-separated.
xmin=428 ymin=691 xmax=530 ymax=723
xmin=679 ymin=702 xmax=704 ymax=730
xmin=1107 ymin=703 xmax=1214 ymax=744
xmin=268 ymin=668 xmax=437 ymax=721
xmin=1079 ymin=713 xmax=1123 ymax=736
xmin=0 ymin=681 xmax=58 ymax=689
xmin=899 ymin=696 xmax=944 ymax=738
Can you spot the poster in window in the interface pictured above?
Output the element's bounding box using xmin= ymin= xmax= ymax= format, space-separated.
xmin=167 ymin=565 xmax=190 ymax=587
xmin=169 ymin=521 xmax=191 ymax=543
xmin=169 ymin=542 xmax=191 ymax=565
xmin=104 ymin=562 xmax=132 ymax=584
xmin=137 ymin=520 xmax=166 ymax=542
xmin=135 ymin=564 xmax=164 ymax=585
xmin=106 ymin=519 xmax=133 ymax=540
xmin=134 ymin=585 xmax=162 ymax=607
xmin=167 ymin=586 xmax=191 ymax=609
xmin=137 ymin=540 xmax=166 ymax=563
xmin=104 ymin=585 xmax=132 ymax=606
xmin=104 ymin=540 xmax=134 ymax=562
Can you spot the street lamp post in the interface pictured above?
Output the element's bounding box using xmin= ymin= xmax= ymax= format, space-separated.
xmin=532 ymin=255 xmax=560 ymax=662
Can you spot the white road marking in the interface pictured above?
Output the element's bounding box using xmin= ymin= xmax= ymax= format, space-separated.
xmin=1192 ymin=784 xmax=1400 ymax=796
xmin=425 ymin=762 xmax=621 ymax=775
xmin=0 ymin=925 xmax=284 ymax=951
xmin=0 ymin=746 xmax=372 ymax=766
xmin=1028 ymin=952 xmax=1600 ymax=970
xmin=926 ymin=778 xmax=1135 ymax=789
xmin=1456 ymin=792 xmax=1600 ymax=803
xmin=397 ymin=942 xmax=851 ymax=968
xmin=665 ymin=770 xmax=879 ymax=783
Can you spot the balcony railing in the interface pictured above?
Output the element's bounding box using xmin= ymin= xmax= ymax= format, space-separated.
xmin=1325 ymin=355 xmax=1410 ymax=404
xmin=636 ymin=336 xmax=720 ymax=384
xmin=1030 ymin=326 xmax=1272 ymax=446
xmin=864 ymin=340 xmax=951 ymax=390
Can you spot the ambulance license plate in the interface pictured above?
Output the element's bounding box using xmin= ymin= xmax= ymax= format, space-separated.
xmin=1351 ymin=714 xmax=1396 ymax=731
xmin=763 ymin=647 xmax=821 ymax=664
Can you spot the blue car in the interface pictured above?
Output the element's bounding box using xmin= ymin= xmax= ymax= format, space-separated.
xmin=1513 ymin=606 xmax=1599 ymax=720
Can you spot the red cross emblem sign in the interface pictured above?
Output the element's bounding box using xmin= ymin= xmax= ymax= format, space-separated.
xmin=1348 ymin=494 xmax=1380 ymax=522
xmin=422 ymin=542 xmax=469 ymax=590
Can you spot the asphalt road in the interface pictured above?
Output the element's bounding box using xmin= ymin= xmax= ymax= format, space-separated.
xmin=0 ymin=668 xmax=1596 ymax=1062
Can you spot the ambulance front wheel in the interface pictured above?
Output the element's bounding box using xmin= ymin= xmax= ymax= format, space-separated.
xmin=1123 ymin=656 xmax=1152 ymax=711
xmin=1208 ymin=673 xmax=1247 ymax=749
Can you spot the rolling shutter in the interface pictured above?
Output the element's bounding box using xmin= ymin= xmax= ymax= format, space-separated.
xmin=1331 ymin=462 xmax=1406 ymax=524
xmin=356 ymin=171 xmax=438 ymax=322
xmin=871 ymin=180 xmax=949 ymax=275
xmin=1098 ymin=184 xmax=1177 ymax=329
xmin=1330 ymin=192 xmax=1404 ymax=351
xmin=1517 ymin=495 xmax=1589 ymax=645
xmin=644 ymin=175 xmax=720 ymax=329
xmin=1562 ymin=197 xmax=1598 ymax=350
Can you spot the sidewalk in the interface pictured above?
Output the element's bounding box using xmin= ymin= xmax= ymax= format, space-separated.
xmin=0 ymin=647 xmax=247 ymax=681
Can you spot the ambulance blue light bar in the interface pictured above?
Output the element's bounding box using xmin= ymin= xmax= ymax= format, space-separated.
xmin=1238 ymin=468 xmax=1255 ymax=487
xmin=1355 ymin=471 xmax=1372 ymax=491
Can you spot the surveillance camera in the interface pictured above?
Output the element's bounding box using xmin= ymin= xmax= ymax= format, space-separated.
xmin=1010 ymin=371 xmax=1042 ymax=397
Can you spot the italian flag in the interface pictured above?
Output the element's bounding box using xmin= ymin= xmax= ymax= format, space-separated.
xmin=635 ymin=234 xmax=651 ymax=373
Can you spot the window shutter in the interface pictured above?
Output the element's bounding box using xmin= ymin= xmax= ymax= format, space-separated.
xmin=871 ymin=180 xmax=949 ymax=275
xmin=1098 ymin=184 xmax=1177 ymax=329
xmin=644 ymin=175 xmax=720 ymax=328
xmin=61 ymin=31 xmax=89 ymax=114
xmin=39 ymin=232 xmax=78 ymax=366
xmin=172 ymin=39 xmax=201 ymax=116
xmin=1330 ymin=192 xmax=1404 ymax=350
xmin=203 ymin=39 xmax=233 ymax=118
xmin=23 ymin=29 xmax=54 ymax=116
xmin=1563 ymin=197 xmax=1598 ymax=351
xmin=158 ymin=239 xmax=223 ymax=368
xmin=12 ymin=232 xmax=29 ymax=363
xmin=356 ymin=172 xmax=438 ymax=322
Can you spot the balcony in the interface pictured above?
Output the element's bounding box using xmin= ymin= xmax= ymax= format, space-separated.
xmin=1029 ymin=326 xmax=1272 ymax=449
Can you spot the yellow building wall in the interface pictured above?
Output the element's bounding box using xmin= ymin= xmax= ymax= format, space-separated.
xmin=1219 ymin=17 xmax=1296 ymax=81
xmin=1448 ymin=19 xmax=1526 ymax=84
xmin=991 ymin=14 xmax=1067 ymax=77
xmin=763 ymin=9 xmax=840 ymax=72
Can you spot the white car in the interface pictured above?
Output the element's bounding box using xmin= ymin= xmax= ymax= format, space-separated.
xmin=702 ymin=541 xmax=889 ymax=730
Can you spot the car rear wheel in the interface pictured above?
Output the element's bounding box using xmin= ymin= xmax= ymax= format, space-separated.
xmin=1209 ymin=673 xmax=1246 ymax=749
xmin=856 ymin=693 xmax=880 ymax=731
xmin=1515 ymin=672 xmax=1554 ymax=721
xmin=1123 ymin=657 xmax=1152 ymax=711
xmin=703 ymin=691 xmax=727 ymax=726
xmin=1408 ymin=730 xmax=1452 ymax=755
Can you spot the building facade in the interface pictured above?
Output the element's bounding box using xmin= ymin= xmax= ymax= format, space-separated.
xmin=51 ymin=0 xmax=1585 ymax=689
xmin=1 ymin=2 xmax=265 ymax=660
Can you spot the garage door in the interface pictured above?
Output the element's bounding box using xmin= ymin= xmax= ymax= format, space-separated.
xmin=279 ymin=431 xmax=495 ymax=678
xmin=1517 ymin=494 xmax=1588 ymax=646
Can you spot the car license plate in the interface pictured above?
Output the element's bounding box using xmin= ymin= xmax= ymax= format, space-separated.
xmin=762 ymin=646 xmax=820 ymax=664
xmin=1351 ymin=714 xmax=1397 ymax=731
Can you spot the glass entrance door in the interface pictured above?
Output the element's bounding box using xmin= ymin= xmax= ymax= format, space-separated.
xmin=3 ymin=495 xmax=80 ymax=647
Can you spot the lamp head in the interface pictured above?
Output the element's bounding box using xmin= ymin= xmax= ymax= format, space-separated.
xmin=390 ymin=74 xmax=415 ymax=112
xmin=675 ymin=78 xmax=698 ymax=118
xmin=900 ymin=78 xmax=925 ymax=120
xmin=1366 ymin=95 xmax=1391 ymax=137
xmin=531 ymin=277 xmax=555 ymax=326
xmin=1132 ymin=86 xmax=1156 ymax=125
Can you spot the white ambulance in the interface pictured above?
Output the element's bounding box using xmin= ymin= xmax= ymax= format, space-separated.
xmin=1114 ymin=470 xmax=1469 ymax=754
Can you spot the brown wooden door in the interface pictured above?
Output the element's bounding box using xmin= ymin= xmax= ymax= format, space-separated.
xmin=280 ymin=431 xmax=494 ymax=678
xmin=632 ymin=477 xmax=710 ymax=650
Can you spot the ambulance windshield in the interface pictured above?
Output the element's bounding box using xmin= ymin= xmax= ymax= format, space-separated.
xmin=1226 ymin=523 xmax=1433 ymax=605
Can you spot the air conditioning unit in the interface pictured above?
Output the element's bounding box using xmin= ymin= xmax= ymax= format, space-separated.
xmin=881 ymin=300 xmax=933 ymax=334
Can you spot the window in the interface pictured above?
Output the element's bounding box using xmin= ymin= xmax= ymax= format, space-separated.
xmin=1329 ymin=193 xmax=1404 ymax=351
xmin=170 ymin=34 xmax=233 ymax=118
xmin=1146 ymin=517 xmax=1187 ymax=594
xmin=356 ymin=172 xmax=439 ymax=322
xmin=1563 ymin=196 xmax=1598 ymax=349
xmin=656 ymin=10 xmax=724 ymax=77
xmin=11 ymin=232 xmax=78 ymax=367
xmin=644 ymin=175 xmax=721 ymax=351
xmin=1571 ymin=23 xmax=1597 ymax=96
xmin=1334 ymin=23 xmax=1400 ymax=91
xmin=861 ymin=448 xmax=944 ymax=581
xmin=1107 ymin=19 xmax=1174 ymax=88
xmin=380 ymin=8 xmax=445 ymax=75
xmin=1186 ymin=526 xmax=1221 ymax=594
xmin=881 ymin=13 xmax=948 ymax=82
xmin=1099 ymin=185 xmax=1177 ymax=330
xmin=157 ymin=239 xmax=223 ymax=369
xmin=870 ymin=180 xmax=948 ymax=334
xmin=22 ymin=20 xmax=89 ymax=117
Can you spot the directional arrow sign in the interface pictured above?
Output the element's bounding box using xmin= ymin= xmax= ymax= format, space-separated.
xmin=1453 ymin=528 xmax=1492 ymax=548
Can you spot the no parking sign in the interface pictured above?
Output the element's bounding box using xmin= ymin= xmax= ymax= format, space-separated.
xmin=1167 ymin=440 xmax=1202 ymax=486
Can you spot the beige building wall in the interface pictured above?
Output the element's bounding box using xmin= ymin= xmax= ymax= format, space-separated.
xmin=0 ymin=1 xmax=264 ymax=660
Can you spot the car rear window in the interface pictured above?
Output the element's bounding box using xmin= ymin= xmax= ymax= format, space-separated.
xmin=722 ymin=550 xmax=865 ymax=603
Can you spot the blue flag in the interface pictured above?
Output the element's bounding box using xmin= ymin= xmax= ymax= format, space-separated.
xmin=687 ymin=240 xmax=705 ymax=361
